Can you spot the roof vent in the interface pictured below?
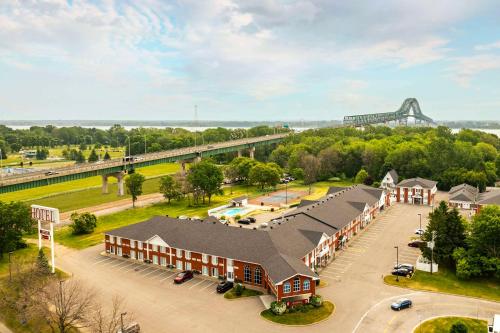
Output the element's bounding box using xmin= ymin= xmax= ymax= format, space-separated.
xmin=253 ymin=227 xmax=257 ymax=230
xmin=239 ymin=225 xmax=242 ymax=228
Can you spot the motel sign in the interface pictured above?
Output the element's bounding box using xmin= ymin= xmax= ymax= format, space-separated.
xmin=32 ymin=205 xmax=60 ymax=274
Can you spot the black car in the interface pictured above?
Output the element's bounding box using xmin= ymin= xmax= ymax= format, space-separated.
xmin=391 ymin=268 xmax=412 ymax=277
xmin=247 ymin=217 xmax=256 ymax=223
xmin=238 ymin=219 xmax=251 ymax=225
xmin=408 ymin=240 xmax=426 ymax=248
xmin=216 ymin=281 xmax=234 ymax=293
xmin=394 ymin=264 xmax=415 ymax=272
xmin=391 ymin=298 xmax=412 ymax=311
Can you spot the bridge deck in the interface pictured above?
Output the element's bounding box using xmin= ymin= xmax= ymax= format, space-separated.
xmin=0 ymin=133 xmax=287 ymax=193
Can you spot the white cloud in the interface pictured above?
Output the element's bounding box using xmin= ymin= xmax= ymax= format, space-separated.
xmin=474 ymin=41 xmax=500 ymax=51
xmin=448 ymin=54 xmax=500 ymax=87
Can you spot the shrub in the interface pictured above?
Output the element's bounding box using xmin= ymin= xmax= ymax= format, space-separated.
xmin=310 ymin=295 xmax=323 ymax=307
xmin=270 ymin=301 xmax=286 ymax=315
xmin=70 ymin=212 xmax=97 ymax=235
xmin=234 ymin=214 xmax=241 ymax=221
xmin=450 ymin=322 xmax=468 ymax=333
xmin=234 ymin=283 xmax=245 ymax=296
xmin=36 ymin=249 xmax=51 ymax=275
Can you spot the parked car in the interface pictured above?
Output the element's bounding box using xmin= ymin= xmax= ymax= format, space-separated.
xmin=391 ymin=298 xmax=412 ymax=311
xmin=216 ymin=281 xmax=234 ymax=293
xmin=391 ymin=268 xmax=412 ymax=277
xmin=415 ymin=228 xmax=424 ymax=235
xmin=238 ymin=219 xmax=251 ymax=225
xmin=394 ymin=264 xmax=415 ymax=272
xmin=174 ymin=270 xmax=194 ymax=284
xmin=219 ymin=219 xmax=229 ymax=225
xmin=44 ymin=171 xmax=59 ymax=176
xmin=259 ymin=222 xmax=269 ymax=229
xmin=247 ymin=217 xmax=256 ymax=223
xmin=408 ymin=240 xmax=426 ymax=248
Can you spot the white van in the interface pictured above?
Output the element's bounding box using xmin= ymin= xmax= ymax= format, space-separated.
xmin=489 ymin=314 xmax=500 ymax=333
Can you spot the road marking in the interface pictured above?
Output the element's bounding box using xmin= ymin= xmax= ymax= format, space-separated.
xmin=141 ymin=268 xmax=160 ymax=277
xmin=93 ymin=257 xmax=112 ymax=265
xmin=109 ymin=260 xmax=129 ymax=268
xmin=117 ymin=262 xmax=136 ymax=271
xmin=383 ymin=314 xmax=398 ymax=333
xmin=189 ymin=279 xmax=207 ymax=289
xmin=149 ymin=269 xmax=167 ymax=279
xmin=200 ymin=281 xmax=216 ymax=291
xmin=159 ymin=273 xmax=175 ymax=282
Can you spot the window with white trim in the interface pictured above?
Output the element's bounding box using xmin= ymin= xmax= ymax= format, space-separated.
xmin=185 ymin=262 xmax=192 ymax=270
xmin=227 ymin=259 xmax=233 ymax=266
xmin=160 ymin=246 xmax=166 ymax=253
xmin=283 ymin=282 xmax=291 ymax=293
xmin=117 ymin=247 xmax=122 ymax=256
xmin=211 ymin=267 xmax=218 ymax=277
xmin=176 ymin=260 xmax=183 ymax=270
xmin=211 ymin=256 xmax=218 ymax=265
xmin=138 ymin=251 xmax=143 ymax=260
xmin=293 ymin=277 xmax=300 ymax=292
xmin=202 ymin=254 xmax=208 ymax=263
xmin=303 ymin=279 xmax=310 ymax=291
xmin=109 ymin=245 xmax=115 ymax=254
xmin=153 ymin=245 xmax=158 ymax=252
xmin=185 ymin=251 xmax=191 ymax=260
xmin=176 ymin=249 xmax=183 ymax=258
xmin=254 ymin=267 xmax=262 ymax=285
xmin=160 ymin=257 xmax=167 ymax=266
xmin=117 ymin=237 xmax=121 ymax=245
xmin=153 ymin=255 xmax=158 ymax=265
xmin=244 ymin=265 xmax=251 ymax=282
xmin=138 ymin=241 xmax=143 ymax=250
xmin=202 ymin=265 xmax=208 ymax=276
xmin=130 ymin=249 xmax=136 ymax=259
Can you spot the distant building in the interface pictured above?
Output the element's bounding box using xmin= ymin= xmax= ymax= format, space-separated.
xmin=396 ymin=177 xmax=437 ymax=205
xmin=448 ymin=183 xmax=479 ymax=210
xmin=380 ymin=169 xmax=398 ymax=191
xmin=476 ymin=189 xmax=500 ymax=213
xmin=230 ymin=196 xmax=248 ymax=207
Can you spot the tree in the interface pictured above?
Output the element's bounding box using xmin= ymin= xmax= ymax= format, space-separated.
xmin=318 ymin=146 xmax=342 ymax=180
xmin=354 ymin=169 xmax=369 ymax=184
xmin=125 ymin=173 xmax=146 ymax=207
xmin=290 ymin=167 xmax=304 ymax=181
xmin=223 ymin=164 xmax=239 ymax=194
xmin=75 ymin=150 xmax=86 ymax=164
xmin=103 ymin=151 xmax=111 ymax=160
xmin=300 ymin=154 xmax=320 ymax=194
xmin=229 ymin=157 xmax=257 ymax=182
xmin=0 ymin=201 xmax=34 ymax=258
xmin=449 ymin=321 xmax=468 ymax=333
xmin=36 ymin=249 xmax=51 ymax=275
xmin=40 ymin=279 xmax=95 ymax=333
xmin=453 ymin=205 xmax=500 ymax=279
xmin=422 ymin=201 xmax=466 ymax=267
xmin=159 ymin=175 xmax=182 ymax=203
xmin=89 ymin=295 xmax=133 ymax=333
xmin=88 ymin=149 xmax=99 ymax=162
xmin=248 ymin=162 xmax=281 ymax=189
xmin=70 ymin=212 xmax=97 ymax=235
xmin=187 ymin=160 xmax=224 ymax=204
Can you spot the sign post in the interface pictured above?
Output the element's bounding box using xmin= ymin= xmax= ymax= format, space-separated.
xmin=31 ymin=205 xmax=60 ymax=274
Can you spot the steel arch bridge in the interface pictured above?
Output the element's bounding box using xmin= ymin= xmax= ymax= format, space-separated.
xmin=343 ymin=98 xmax=435 ymax=127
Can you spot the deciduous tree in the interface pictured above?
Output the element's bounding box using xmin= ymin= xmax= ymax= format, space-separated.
xmin=125 ymin=173 xmax=146 ymax=207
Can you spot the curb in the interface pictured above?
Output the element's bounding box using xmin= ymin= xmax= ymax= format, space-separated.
xmin=382 ymin=278 xmax=500 ymax=304
xmin=410 ymin=315 xmax=490 ymax=333
xmin=259 ymin=301 xmax=336 ymax=327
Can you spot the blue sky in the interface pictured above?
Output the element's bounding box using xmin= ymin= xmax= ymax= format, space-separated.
xmin=0 ymin=0 xmax=499 ymax=121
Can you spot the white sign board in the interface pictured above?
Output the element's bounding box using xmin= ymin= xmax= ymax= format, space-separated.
xmin=31 ymin=205 xmax=59 ymax=274
xmin=427 ymin=241 xmax=435 ymax=250
xmin=31 ymin=205 xmax=60 ymax=224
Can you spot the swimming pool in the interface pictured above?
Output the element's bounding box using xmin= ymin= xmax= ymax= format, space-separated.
xmin=211 ymin=206 xmax=256 ymax=217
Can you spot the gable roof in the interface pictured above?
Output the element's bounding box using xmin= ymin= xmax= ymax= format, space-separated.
xmin=449 ymin=183 xmax=478 ymax=195
xmin=388 ymin=169 xmax=399 ymax=184
xmin=231 ymin=195 xmax=248 ymax=202
xmin=297 ymin=199 xmax=318 ymax=208
xmin=397 ymin=177 xmax=437 ymax=189
xmin=477 ymin=190 xmax=500 ymax=205
xmin=449 ymin=184 xmax=479 ymax=203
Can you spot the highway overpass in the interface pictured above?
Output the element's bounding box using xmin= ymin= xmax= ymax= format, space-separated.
xmin=0 ymin=133 xmax=287 ymax=194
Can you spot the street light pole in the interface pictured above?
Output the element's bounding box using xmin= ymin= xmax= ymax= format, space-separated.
xmin=394 ymin=246 xmax=399 ymax=282
xmin=144 ymin=134 xmax=147 ymax=154
xmin=120 ymin=312 xmax=127 ymax=332
xmin=285 ymin=181 xmax=288 ymax=205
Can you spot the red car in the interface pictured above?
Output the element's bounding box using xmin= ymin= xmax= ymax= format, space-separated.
xmin=174 ymin=270 xmax=193 ymax=284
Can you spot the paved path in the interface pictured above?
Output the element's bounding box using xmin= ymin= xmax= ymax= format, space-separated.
xmin=53 ymin=202 xmax=500 ymax=333
xmin=0 ymin=322 xmax=13 ymax=333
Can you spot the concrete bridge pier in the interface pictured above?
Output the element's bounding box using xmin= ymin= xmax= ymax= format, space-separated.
xmin=102 ymin=171 xmax=125 ymax=196
xmin=249 ymin=147 xmax=255 ymax=159
xmin=237 ymin=150 xmax=243 ymax=158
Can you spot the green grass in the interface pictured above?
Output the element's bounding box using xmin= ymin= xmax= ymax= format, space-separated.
xmin=51 ymin=180 xmax=352 ymax=249
xmin=0 ymin=244 xmax=46 ymax=278
xmin=0 ymin=162 xmax=180 ymax=203
xmin=261 ymin=301 xmax=334 ymax=325
xmin=224 ymin=287 xmax=263 ymax=299
xmin=384 ymin=268 xmax=500 ymax=302
xmin=413 ymin=316 xmax=487 ymax=333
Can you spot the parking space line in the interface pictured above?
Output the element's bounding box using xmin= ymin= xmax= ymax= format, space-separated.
xmin=108 ymin=260 xmax=129 ymax=268
xmin=93 ymin=257 xmax=113 ymax=265
xmin=200 ymin=281 xmax=216 ymax=291
xmin=148 ymin=269 xmax=167 ymax=279
xmin=189 ymin=279 xmax=207 ymax=289
xmin=159 ymin=273 xmax=176 ymax=282
xmin=117 ymin=262 xmax=136 ymax=271
xmin=124 ymin=263 xmax=143 ymax=272
xmin=141 ymin=268 xmax=160 ymax=277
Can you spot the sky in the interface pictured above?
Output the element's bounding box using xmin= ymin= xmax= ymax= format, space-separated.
xmin=0 ymin=0 xmax=500 ymax=121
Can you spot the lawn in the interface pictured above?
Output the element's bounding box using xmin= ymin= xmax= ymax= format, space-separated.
xmin=413 ymin=316 xmax=487 ymax=333
xmin=51 ymin=180 xmax=352 ymax=249
xmin=0 ymin=244 xmax=49 ymax=278
xmin=384 ymin=268 xmax=500 ymax=302
xmin=261 ymin=301 xmax=334 ymax=325
xmin=224 ymin=287 xmax=263 ymax=299
xmin=0 ymin=162 xmax=181 ymax=203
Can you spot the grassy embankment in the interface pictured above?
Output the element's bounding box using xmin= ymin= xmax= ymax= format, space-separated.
xmin=413 ymin=316 xmax=487 ymax=333
xmin=224 ymin=287 xmax=263 ymax=299
xmin=0 ymin=163 xmax=181 ymax=207
xmin=384 ymin=268 xmax=500 ymax=302
xmin=53 ymin=180 xmax=352 ymax=249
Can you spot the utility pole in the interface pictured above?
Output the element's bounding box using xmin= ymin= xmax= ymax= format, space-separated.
xmin=144 ymin=134 xmax=147 ymax=154
xmin=394 ymin=246 xmax=399 ymax=282
xmin=430 ymin=231 xmax=436 ymax=275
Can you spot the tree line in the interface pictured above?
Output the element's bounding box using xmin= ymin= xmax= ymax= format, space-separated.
xmin=269 ymin=126 xmax=499 ymax=191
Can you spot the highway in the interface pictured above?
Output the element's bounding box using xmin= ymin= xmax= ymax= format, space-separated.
xmin=0 ymin=133 xmax=287 ymax=189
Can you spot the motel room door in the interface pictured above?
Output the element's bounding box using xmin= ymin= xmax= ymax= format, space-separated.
xmin=226 ymin=259 xmax=234 ymax=282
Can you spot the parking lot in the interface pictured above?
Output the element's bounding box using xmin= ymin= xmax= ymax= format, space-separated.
xmin=55 ymin=197 xmax=500 ymax=333
xmin=90 ymin=255 xmax=222 ymax=295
